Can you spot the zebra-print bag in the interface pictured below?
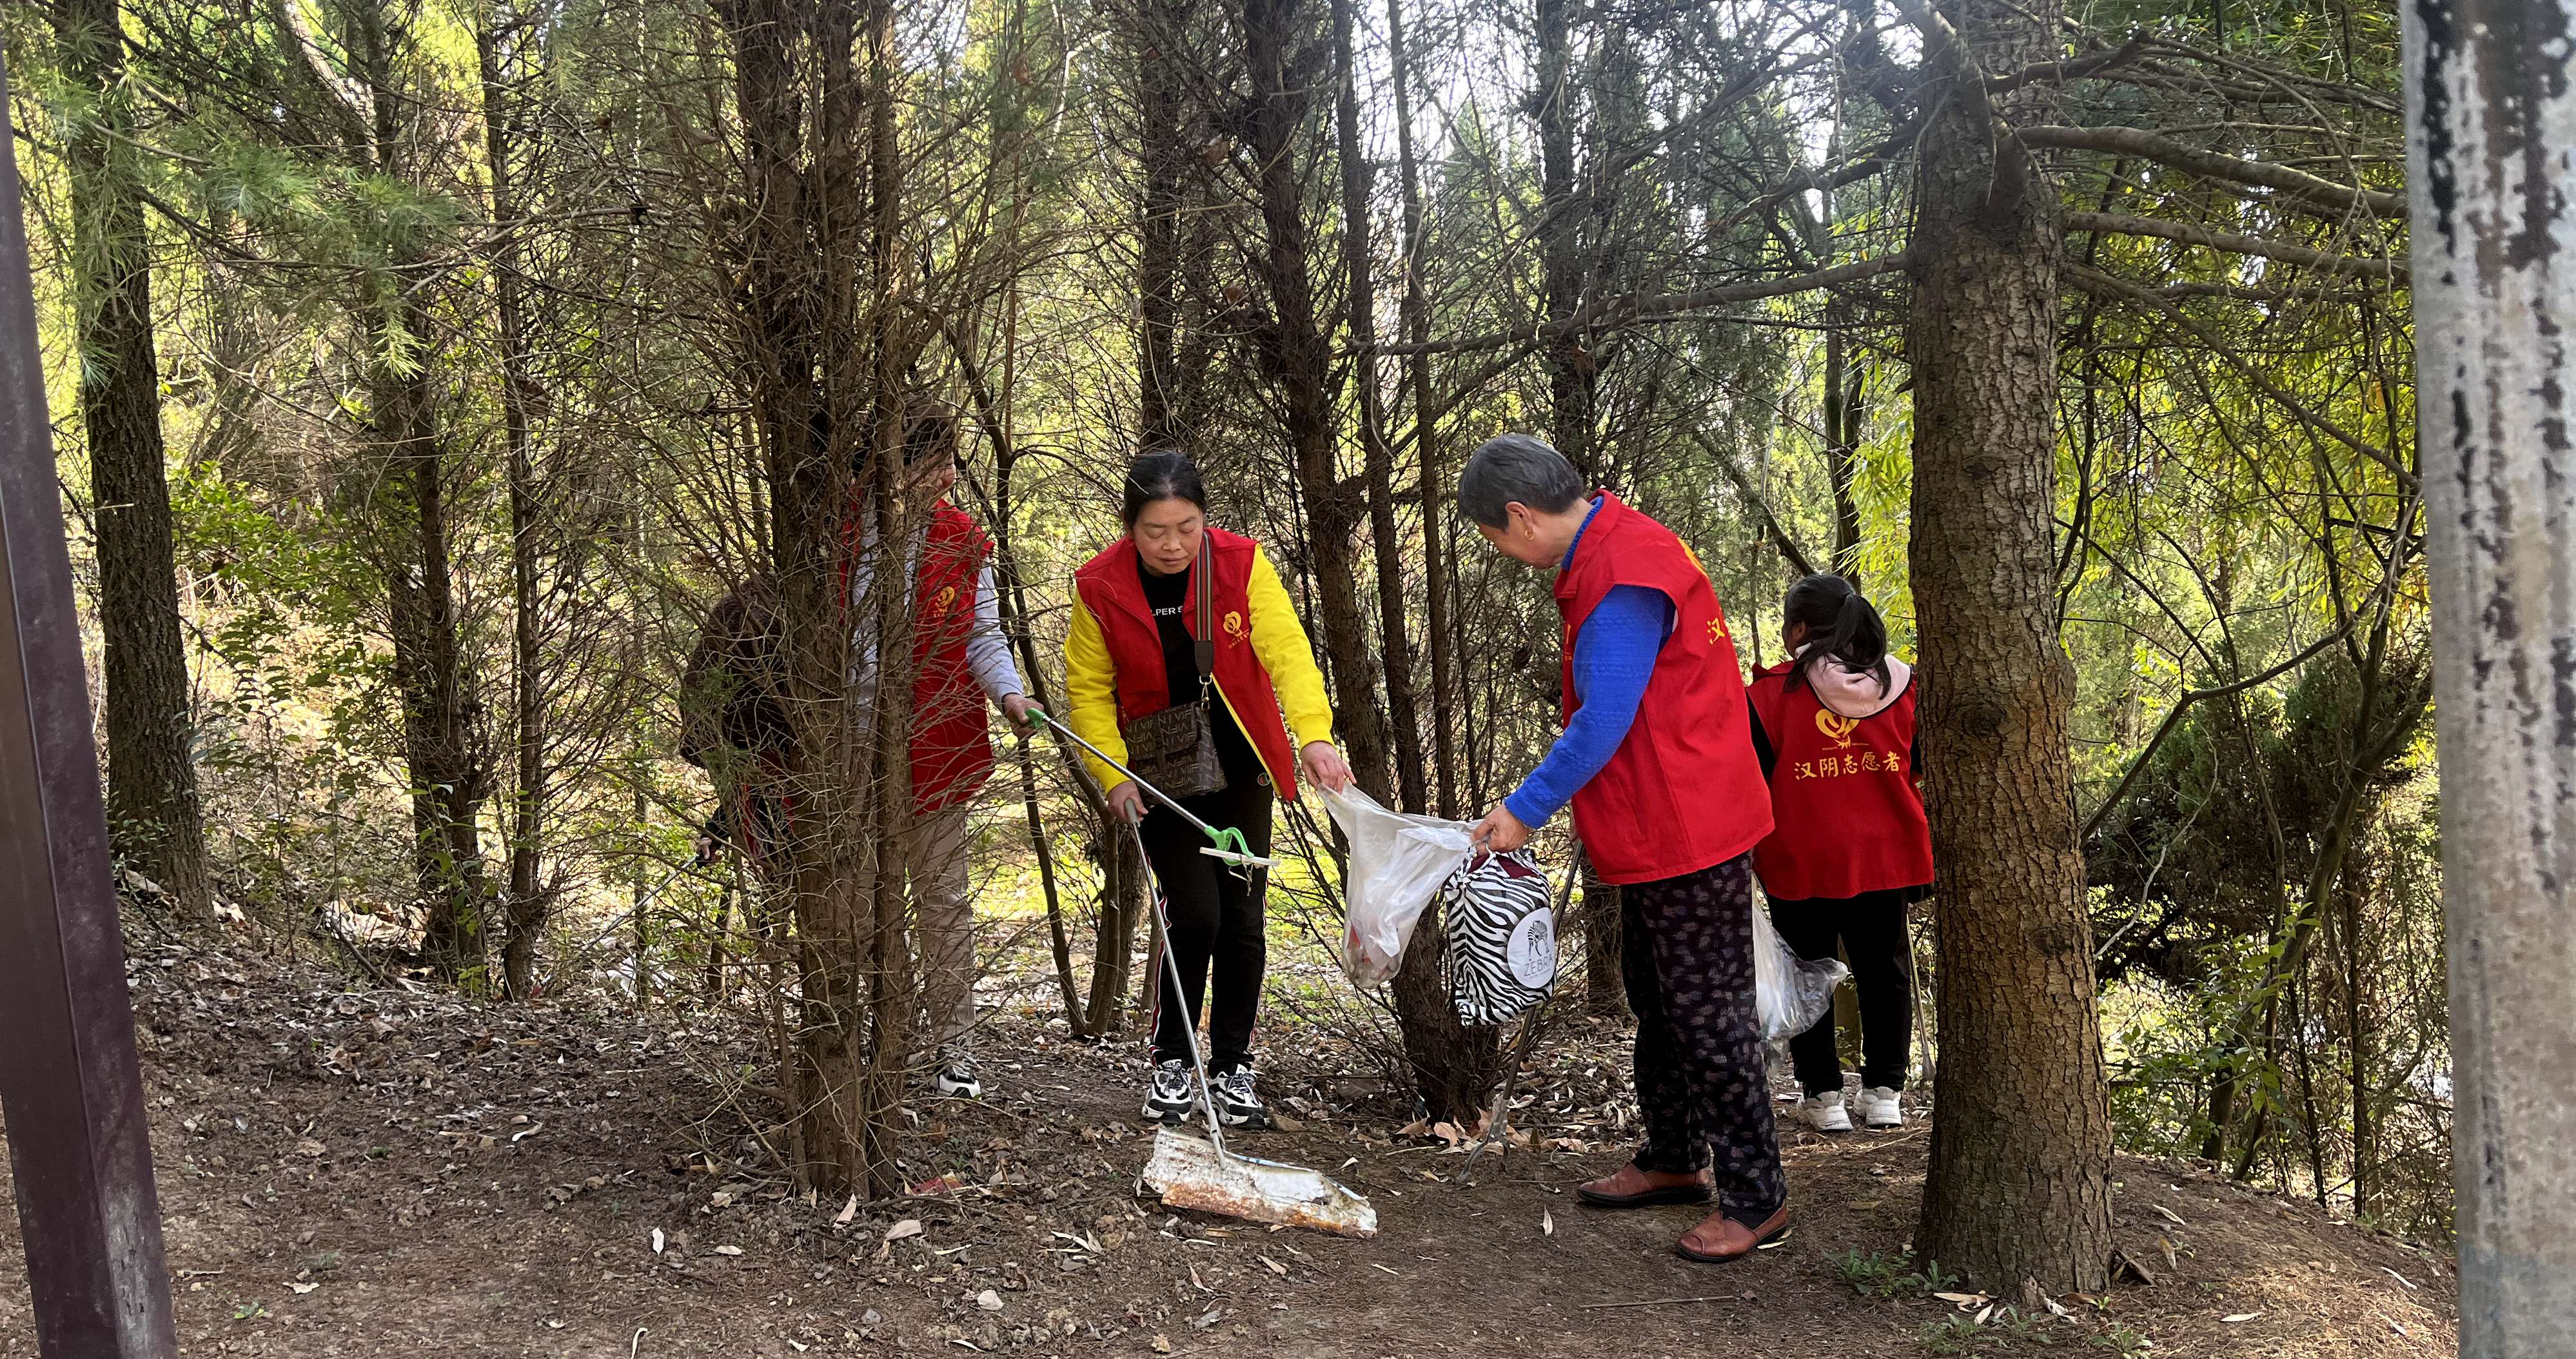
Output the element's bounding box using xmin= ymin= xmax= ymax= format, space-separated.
xmin=1442 ymin=849 xmax=1557 ymax=1026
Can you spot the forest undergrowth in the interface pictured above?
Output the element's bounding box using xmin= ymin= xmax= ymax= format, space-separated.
xmin=0 ymin=908 xmax=2456 ymax=1359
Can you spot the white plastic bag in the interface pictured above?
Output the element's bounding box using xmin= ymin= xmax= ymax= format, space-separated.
xmin=1751 ymin=893 xmax=1849 ymax=1041
xmin=1319 ymin=785 xmax=1474 ymax=984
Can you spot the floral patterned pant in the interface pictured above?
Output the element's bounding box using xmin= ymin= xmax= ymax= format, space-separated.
xmin=1621 ymin=853 xmax=1786 ymax=1225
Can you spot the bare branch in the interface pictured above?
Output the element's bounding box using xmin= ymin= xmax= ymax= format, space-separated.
xmin=2064 ymin=210 xmax=2406 ymax=281
xmin=1373 ymin=251 xmax=1912 ymax=359
xmin=1987 ymin=34 xmax=2148 ymax=95
xmin=1690 ymin=430 xmax=1816 ymax=577
xmin=2025 ymin=125 xmax=2404 ymax=218
xmin=2065 ymin=262 xmax=2417 ymax=490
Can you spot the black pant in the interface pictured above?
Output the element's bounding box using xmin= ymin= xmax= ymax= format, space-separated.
xmin=1141 ymin=772 xmax=1273 ymax=1074
xmin=1623 ymin=854 xmax=1785 ymax=1226
xmin=1768 ymin=887 xmax=1917 ymax=1096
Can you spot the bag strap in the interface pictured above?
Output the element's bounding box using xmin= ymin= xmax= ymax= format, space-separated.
xmin=1192 ymin=535 xmax=1215 ymax=691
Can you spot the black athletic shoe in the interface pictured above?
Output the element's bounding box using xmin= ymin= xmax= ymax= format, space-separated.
xmin=1143 ymin=1059 xmax=1195 ymax=1124
xmin=1215 ymin=1067 xmax=1273 ymax=1130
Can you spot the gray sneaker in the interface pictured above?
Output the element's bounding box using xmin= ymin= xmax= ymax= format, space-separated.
xmin=1143 ymin=1059 xmax=1194 ymax=1124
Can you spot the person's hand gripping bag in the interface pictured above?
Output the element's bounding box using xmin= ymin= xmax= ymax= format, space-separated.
xmin=1320 ymin=784 xmax=1473 ymax=984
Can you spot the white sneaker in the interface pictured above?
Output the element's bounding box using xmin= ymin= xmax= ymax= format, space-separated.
xmin=1856 ymin=1086 xmax=1903 ymax=1128
xmin=1142 ymin=1060 xmax=1195 ymax=1124
xmin=1800 ymin=1089 xmax=1854 ymax=1133
xmin=933 ymin=1044 xmax=981 ymax=1100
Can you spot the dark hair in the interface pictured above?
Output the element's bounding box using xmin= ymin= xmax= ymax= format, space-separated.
xmin=1782 ymin=573 xmax=1889 ymax=694
xmin=1122 ymin=449 xmax=1208 ymax=526
xmin=1457 ymin=433 xmax=1586 ymax=528
xmin=900 ymin=401 xmax=962 ymax=470
xmin=841 ymin=395 xmax=962 ymax=476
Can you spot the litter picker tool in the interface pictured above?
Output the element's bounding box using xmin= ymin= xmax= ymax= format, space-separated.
xmin=1028 ymin=709 xmax=1275 ymax=869
xmin=1122 ymin=815 xmax=1377 ymax=1236
xmin=1023 ymin=707 xmax=1372 ymax=1235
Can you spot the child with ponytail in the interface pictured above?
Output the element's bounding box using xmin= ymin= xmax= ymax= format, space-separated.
xmin=1744 ymin=574 xmax=1932 ymax=1132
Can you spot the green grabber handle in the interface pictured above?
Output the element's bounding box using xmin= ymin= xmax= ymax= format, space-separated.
xmin=1029 ymin=709 xmax=1281 ymax=870
xmin=1200 ymin=822 xmax=1263 ymax=868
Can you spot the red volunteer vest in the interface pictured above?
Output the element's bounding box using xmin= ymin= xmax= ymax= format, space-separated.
xmin=906 ymin=504 xmax=998 ymax=815
xmin=1745 ymin=662 xmax=1933 ymax=900
xmin=1554 ymin=494 xmax=1773 ymax=885
xmin=1073 ymin=527 xmax=1301 ymax=800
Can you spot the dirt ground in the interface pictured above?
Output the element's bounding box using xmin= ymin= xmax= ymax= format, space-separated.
xmin=0 ymin=933 xmax=2455 ymax=1358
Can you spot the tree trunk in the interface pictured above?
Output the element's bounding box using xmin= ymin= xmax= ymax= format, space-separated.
xmin=1332 ymin=0 xmax=1426 ymax=816
xmin=719 ymin=0 xmax=887 ymax=1195
xmin=52 ymin=0 xmax=213 ymax=920
xmin=1133 ymin=0 xmax=1195 ymax=451
xmin=1329 ymin=0 xmax=1488 ymax=1115
xmin=1905 ymin=0 xmax=2114 ymax=1295
xmin=858 ymin=0 xmax=917 ymax=1200
xmin=2341 ymin=873 xmax=2370 ymax=1220
xmin=1533 ymin=0 xmax=1594 ymax=479
xmin=2403 ymin=5 xmax=2576 ymax=1343
xmin=335 ymin=0 xmax=492 ymax=988
xmin=1580 ymin=863 xmax=1624 ymax=1016
xmin=1239 ymin=0 xmax=1390 ymax=798
xmin=952 ymin=332 xmax=1130 ymax=1038
xmin=369 ymin=352 xmax=492 ymax=986
xmin=1384 ymin=0 xmax=1457 ymax=820
xmin=478 ymin=6 xmax=551 ymax=1001
xmin=1088 ymin=827 xmax=1142 ymax=1034
xmin=1822 ymin=310 xmax=1864 ymax=581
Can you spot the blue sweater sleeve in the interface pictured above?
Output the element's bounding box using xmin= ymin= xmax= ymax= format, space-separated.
xmin=1504 ymin=585 xmax=1673 ymax=828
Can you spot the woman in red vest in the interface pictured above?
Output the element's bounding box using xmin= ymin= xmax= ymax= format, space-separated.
xmin=1459 ymin=434 xmax=1784 ymax=1264
xmin=1063 ymin=451 xmax=1350 ymax=1129
xmin=693 ymin=402 xmax=1032 ymax=1100
xmin=1745 ymin=575 xmax=1931 ymax=1134
xmin=842 ymin=404 xmax=1037 ymax=1101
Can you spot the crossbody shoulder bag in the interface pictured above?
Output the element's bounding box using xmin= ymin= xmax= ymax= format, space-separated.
xmin=1117 ymin=536 xmax=1227 ymax=798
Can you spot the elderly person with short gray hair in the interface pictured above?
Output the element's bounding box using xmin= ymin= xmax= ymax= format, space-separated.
xmin=1459 ymin=433 xmax=1785 ymax=1264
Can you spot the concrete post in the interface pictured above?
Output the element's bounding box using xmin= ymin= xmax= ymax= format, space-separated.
xmin=2400 ymin=3 xmax=2576 ymax=1354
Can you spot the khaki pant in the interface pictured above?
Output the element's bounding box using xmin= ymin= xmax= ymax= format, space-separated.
xmin=906 ymin=804 xmax=978 ymax=1049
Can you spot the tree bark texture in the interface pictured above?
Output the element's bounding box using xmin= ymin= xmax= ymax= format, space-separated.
xmin=478 ymin=8 xmax=551 ymax=1001
xmin=373 ymin=359 xmax=492 ymax=987
xmin=718 ymin=0 xmax=894 ymax=1196
xmin=1384 ymin=0 xmax=1459 ymax=820
xmin=1905 ymin=0 xmax=2114 ymax=1295
xmin=1133 ymin=0 xmax=1197 ymax=451
xmin=1239 ymin=0 xmax=1390 ymax=800
xmin=2401 ymin=0 xmax=2576 ymax=1349
xmin=52 ymin=0 xmax=213 ymax=920
xmin=858 ymin=0 xmax=917 ymax=1200
xmin=1533 ymin=0 xmax=1596 ymax=481
xmin=1332 ymin=0 xmax=1426 ymax=817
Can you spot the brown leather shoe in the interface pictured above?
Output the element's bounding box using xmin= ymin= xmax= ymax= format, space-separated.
xmin=1575 ymin=1163 xmax=1713 ymax=1209
xmin=1674 ymin=1205 xmax=1789 ymax=1262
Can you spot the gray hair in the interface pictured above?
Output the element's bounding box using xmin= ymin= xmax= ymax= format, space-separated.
xmin=1457 ymin=434 xmax=1586 ymax=528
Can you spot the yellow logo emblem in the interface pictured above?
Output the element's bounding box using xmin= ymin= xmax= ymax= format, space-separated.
xmin=1224 ymin=610 xmax=1246 ymax=638
xmin=1678 ymin=540 xmax=1713 ymax=586
xmin=936 ymin=586 xmax=958 ymax=613
xmin=1816 ymin=710 xmax=1860 ymax=748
